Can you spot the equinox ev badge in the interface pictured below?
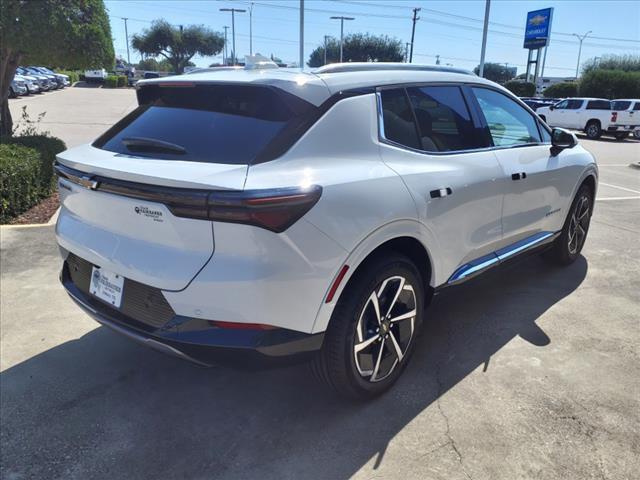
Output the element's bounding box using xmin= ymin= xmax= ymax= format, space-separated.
xmin=134 ymin=205 xmax=164 ymax=222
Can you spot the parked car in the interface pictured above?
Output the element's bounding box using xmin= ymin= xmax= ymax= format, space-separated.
xmin=31 ymin=66 xmax=70 ymax=87
xmin=609 ymin=99 xmax=640 ymax=140
xmin=536 ymin=97 xmax=635 ymax=140
xmin=520 ymin=97 xmax=558 ymax=111
xmin=23 ymin=66 xmax=60 ymax=89
xmin=84 ymin=69 xmax=108 ymax=83
xmin=9 ymin=76 xmax=27 ymax=97
xmin=15 ymin=72 xmax=40 ymax=94
xmin=16 ymin=67 xmax=51 ymax=91
xmin=54 ymin=63 xmax=597 ymax=399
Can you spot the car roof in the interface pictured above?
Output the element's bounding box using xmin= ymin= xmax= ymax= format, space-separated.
xmin=612 ymin=98 xmax=640 ymax=102
xmin=137 ymin=63 xmax=497 ymax=106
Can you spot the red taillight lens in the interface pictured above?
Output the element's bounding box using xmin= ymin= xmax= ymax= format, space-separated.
xmin=611 ymin=112 xmax=618 ymax=122
xmin=204 ymin=185 xmax=322 ymax=233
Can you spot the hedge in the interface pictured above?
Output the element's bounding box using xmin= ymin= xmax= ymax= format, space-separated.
xmin=543 ymin=82 xmax=578 ymax=98
xmin=0 ymin=144 xmax=43 ymax=222
xmin=55 ymin=70 xmax=81 ymax=84
xmin=579 ymin=69 xmax=640 ymax=99
xmin=504 ymin=81 xmax=536 ymax=97
xmin=104 ymin=75 xmax=118 ymax=88
xmin=3 ymin=135 xmax=66 ymax=192
xmin=117 ymin=75 xmax=127 ymax=87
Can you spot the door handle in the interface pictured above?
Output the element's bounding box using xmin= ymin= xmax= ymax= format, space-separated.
xmin=430 ymin=187 xmax=452 ymax=199
xmin=511 ymin=172 xmax=527 ymax=181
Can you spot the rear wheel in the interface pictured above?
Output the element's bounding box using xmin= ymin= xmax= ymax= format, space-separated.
xmin=614 ymin=132 xmax=629 ymax=140
xmin=585 ymin=121 xmax=602 ymax=139
xmin=312 ymin=253 xmax=424 ymax=399
xmin=545 ymin=184 xmax=593 ymax=265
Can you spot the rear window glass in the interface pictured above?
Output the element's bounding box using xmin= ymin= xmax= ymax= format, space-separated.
xmin=94 ymin=84 xmax=314 ymax=164
xmin=611 ymin=101 xmax=631 ymax=110
xmin=586 ymin=100 xmax=611 ymax=110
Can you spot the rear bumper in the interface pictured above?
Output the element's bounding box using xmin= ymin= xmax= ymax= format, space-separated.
xmin=60 ymin=260 xmax=324 ymax=368
xmin=607 ymin=125 xmax=637 ymax=132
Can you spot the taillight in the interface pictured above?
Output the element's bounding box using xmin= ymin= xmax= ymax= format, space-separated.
xmin=201 ymin=185 xmax=322 ymax=233
xmin=611 ymin=111 xmax=618 ymax=122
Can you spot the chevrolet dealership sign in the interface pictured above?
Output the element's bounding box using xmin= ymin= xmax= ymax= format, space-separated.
xmin=523 ymin=8 xmax=554 ymax=49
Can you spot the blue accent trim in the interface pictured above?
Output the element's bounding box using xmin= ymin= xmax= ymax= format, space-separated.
xmin=447 ymin=231 xmax=557 ymax=285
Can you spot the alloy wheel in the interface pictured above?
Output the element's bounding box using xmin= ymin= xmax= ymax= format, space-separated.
xmin=568 ymin=195 xmax=590 ymax=254
xmin=353 ymin=276 xmax=417 ymax=383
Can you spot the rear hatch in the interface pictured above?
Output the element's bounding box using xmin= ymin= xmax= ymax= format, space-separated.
xmin=56 ymin=82 xmax=314 ymax=291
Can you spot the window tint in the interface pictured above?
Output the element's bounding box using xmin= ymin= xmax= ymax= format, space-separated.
xmin=554 ymin=100 xmax=569 ymax=109
xmin=566 ymin=99 xmax=583 ymax=110
xmin=94 ymin=84 xmax=313 ymax=165
xmin=586 ymin=100 xmax=611 ymax=110
xmin=612 ymin=101 xmax=631 ymax=111
xmin=472 ymin=87 xmax=542 ymax=147
xmin=380 ymin=89 xmax=420 ymax=150
xmin=634 ymin=102 xmax=640 ymax=111
xmin=406 ymin=86 xmax=484 ymax=152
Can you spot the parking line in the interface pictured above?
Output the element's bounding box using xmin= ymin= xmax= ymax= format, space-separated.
xmin=596 ymin=196 xmax=640 ymax=202
xmin=599 ymin=182 xmax=640 ymax=195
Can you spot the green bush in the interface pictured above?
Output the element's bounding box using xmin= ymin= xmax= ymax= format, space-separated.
xmin=0 ymin=144 xmax=42 ymax=222
xmin=55 ymin=70 xmax=80 ymax=84
xmin=543 ymin=82 xmax=579 ymax=98
xmin=2 ymin=135 xmax=66 ymax=193
xmin=117 ymin=75 xmax=127 ymax=87
xmin=104 ymin=75 xmax=118 ymax=88
xmin=579 ymin=69 xmax=640 ymax=99
xmin=504 ymin=81 xmax=536 ymax=97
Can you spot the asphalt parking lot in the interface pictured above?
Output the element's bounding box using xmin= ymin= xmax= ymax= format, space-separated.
xmin=1 ymin=88 xmax=639 ymax=479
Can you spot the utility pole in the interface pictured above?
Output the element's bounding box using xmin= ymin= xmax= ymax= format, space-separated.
xmin=540 ymin=46 xmax=548 ymax=79
xmin=330 ymin=16 xmax=354 ymax=62
xmin=122 ymin=17 xmax=130 ymax=64
xmin=435 ymin=54 xmax=440 ymax=65
xmin=223 ymin=26 xmax=229 ymax=65
xmin=324 ymin=35 xmax=330 ymax=65
xmin=572 ymin=31 xmax=592 ymax=78
xmin=405 ymin=42 xmax=410 ymax=63
xmin=299 ymin=0 xmax=304 ymax=69
xmin=220 ymin=8 xmax=246 ymax=65
xmin=249 ymin=3 xmax=254 ymax=56
xmin=478 ymin=0 xmax=490 ymax=77
xmin=409 ymin=7 xmax=420 ymax=63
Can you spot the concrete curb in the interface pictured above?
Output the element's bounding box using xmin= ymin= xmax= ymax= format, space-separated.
xmin=0 ymin=207 xmax=59 ymax=229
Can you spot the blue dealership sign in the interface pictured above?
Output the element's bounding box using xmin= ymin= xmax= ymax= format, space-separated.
xmin=523 ymin=8 xmax=553 ymax=49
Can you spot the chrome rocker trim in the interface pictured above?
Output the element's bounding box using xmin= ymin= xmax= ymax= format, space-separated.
xmin=447 ymin=231 xmax=558 ymax=285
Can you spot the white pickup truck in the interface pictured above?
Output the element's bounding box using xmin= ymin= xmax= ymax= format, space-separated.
xmin=611 ymin=99 xmax=640 ymax=140
xmin=536 ymin=97 xmax=634 ymax=140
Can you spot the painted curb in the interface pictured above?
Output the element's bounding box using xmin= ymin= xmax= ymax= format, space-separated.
xmin=0 ymin=207 xmax=59 ymax=229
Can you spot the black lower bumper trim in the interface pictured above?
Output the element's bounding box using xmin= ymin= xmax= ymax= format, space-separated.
xmin=61 ymin=261 xmax=324 ymax=368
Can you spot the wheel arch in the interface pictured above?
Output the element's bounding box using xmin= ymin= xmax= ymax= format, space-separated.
xmin=585 ymin=118 xmax=601 ymax=129
xmin=310 ymin=220 xmax=439 ymax=334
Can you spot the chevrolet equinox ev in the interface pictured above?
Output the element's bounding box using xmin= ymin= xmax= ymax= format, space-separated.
xmin=55 ymin=63 xmax=598 ymax=399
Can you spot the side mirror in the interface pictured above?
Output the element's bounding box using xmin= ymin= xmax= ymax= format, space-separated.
xmin=550 ymin=127 xmax=577 ymax=156
xmin=549 ymin=105 xmax=555 ymax=111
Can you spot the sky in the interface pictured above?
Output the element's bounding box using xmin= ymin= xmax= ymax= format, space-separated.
xmin=104 ymin=0 xmax=640 ymax=76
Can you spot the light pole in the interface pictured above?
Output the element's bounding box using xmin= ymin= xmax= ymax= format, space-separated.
xmin=223 ymin=26 xmax=229 ymax=65
xmin=330 ymin=16 xmax=354 ymax=62
xmin=220 ymin=8 xmax=246 ymax=65
xmin=122 ymin=17 xmax=130 ymax=65
xmin=572 ymin=31 xmax=592 ymax=78
xmin=478 ymin=0 xmax=490 ymax=77
xmin=299 ymin=0 xmax=304 ymax=69
xmin=249 ymin=2 xmax=254 ymax=56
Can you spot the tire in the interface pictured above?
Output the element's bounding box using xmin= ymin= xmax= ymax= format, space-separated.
xmin=312 ymin=253 xmax=424 ymax=400
xmin=634 ymin=130 xmax=640 ymax=140
xmin=585 ymin=121 xmax=602 ymax=139
xmin=545 ymin=184 xmax=593 ymax=266
xmin=614 ymin=132 xmax=628 ymax=140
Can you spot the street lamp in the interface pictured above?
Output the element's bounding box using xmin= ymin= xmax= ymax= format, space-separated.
xmin=220 ymin=8 xmax=246 ymax=65
xmin=572 ymin=31 xmax=592 ymax=78
xmin=330 ymin=16 xmax=354 ymax=62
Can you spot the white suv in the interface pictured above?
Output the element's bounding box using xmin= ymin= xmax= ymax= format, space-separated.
xmin=55 ymin=63 xmax=598 ymax=399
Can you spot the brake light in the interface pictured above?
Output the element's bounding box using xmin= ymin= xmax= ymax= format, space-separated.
xmin=202 ymin=186 xmax=323 ymax=233
xmin=611 ymin=112 xmax=618 ymax=122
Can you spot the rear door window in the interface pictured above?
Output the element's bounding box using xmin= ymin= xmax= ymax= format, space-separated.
xmin=612 ymin=101 xmax=632 ymax=111
xmin=586 ymin=100 xmax=611 ymax=110
xmin=406 ymin=86 xmax=485 ymax=152
xmin=94 ymin=84 xmax=314 ymax=165
xmin=472 ymin=87 xmax=542 ymax=147
xmin=379 ymin=89 xmax=421 ymax=150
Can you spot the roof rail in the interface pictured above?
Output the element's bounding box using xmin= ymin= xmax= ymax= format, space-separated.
xmin=312 ymin=62 xmax=475 ymax=76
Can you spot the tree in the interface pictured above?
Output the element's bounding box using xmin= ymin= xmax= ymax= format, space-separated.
xmin=473 ymin=63 xmax=515 ymax=84
xmin=503 ymin=81 xmax=536 ymax=97
xmin=0 ymin=0 xmax=114 ymax=135
xmin=582 ymin=54 xmax=640 ymax=75
xmin=543 ymin=82 xmax=578 ymax=98
xmin=579 ymin=70 xmax=640 ymax=99
xmin=307 ymin=34 xmax=404 ymax=68
xmin=131 ymin=20 xmax=224 ymax=75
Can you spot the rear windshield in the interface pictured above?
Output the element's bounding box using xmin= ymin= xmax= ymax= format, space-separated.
xmin=94 ymin=84 xmax=314 ymax=165
xmin=611 ymin=101 xmax=631 ymax=111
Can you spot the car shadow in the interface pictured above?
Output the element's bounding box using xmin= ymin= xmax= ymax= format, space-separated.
xmin=0 ymin=253 xmax=588 ymax=479
xmin=576 ymin=133 xmax=638 ymax=143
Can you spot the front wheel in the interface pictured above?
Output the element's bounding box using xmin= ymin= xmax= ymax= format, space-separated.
xmin=312 ymin=253 xmax=424 ymax=399
xmin=545 ymin=184 xmax=593 ymax=265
